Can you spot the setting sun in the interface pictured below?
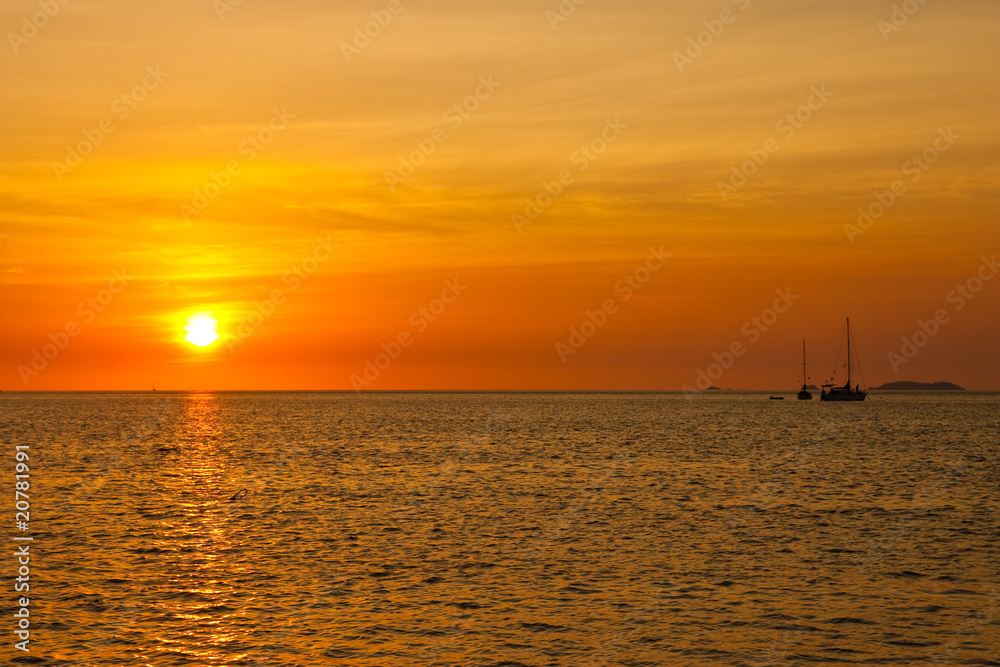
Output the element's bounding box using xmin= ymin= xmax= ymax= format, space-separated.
xmin=183 ymin=314 xmax=220 ymax=348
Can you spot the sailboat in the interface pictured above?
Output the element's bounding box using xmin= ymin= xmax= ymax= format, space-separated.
xmin=797 ymin=339 xmax=812 ymax=400
xmin=820 ymin=318 xmax=867 ymax=402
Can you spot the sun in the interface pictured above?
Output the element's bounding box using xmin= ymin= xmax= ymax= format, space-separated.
xmin=184 ymin=313 xmax=220 ymax=347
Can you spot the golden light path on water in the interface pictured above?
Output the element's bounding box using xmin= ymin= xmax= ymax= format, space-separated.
xmin=150 ymin=392 xmax=247 ymax=664
xmin=11 ymin=392 xmax=1000 ymax=665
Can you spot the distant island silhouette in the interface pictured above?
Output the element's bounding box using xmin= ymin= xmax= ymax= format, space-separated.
xmin=871 ymin=381 xmax=965 ymax=391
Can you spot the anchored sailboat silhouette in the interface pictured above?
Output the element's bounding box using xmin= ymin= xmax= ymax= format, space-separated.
xmin=797 ymin=339 xmax=812 ymax=400
xmin=820 ymin=318 xmax=866 ymax=402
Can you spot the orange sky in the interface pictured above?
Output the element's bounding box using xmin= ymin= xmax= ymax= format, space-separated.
xmin=2 ymin=0 xmax=998 ymax=390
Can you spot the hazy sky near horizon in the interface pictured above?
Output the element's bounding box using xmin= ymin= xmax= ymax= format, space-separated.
xmin=1 ymin=0 xmax=998 ymax=390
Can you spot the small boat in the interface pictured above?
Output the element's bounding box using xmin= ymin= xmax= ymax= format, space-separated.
xmin=797 ymin=339 xmax=812 ymax=400
xmin=820 ymin=318 xmax=867 ymax=402
xmin=769 ymin=396 xmax=784 ymax=400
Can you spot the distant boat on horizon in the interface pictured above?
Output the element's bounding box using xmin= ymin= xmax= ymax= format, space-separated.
xmin=821 ymin=318 xmax=867 ymax=402
xmin=797 ymin=338 xmax=812 ymax=401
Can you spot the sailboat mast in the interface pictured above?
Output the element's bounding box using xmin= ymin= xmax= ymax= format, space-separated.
xmin=802 ymin=339 xmax=807 ymax=386
xmin=846 ymin=318 xmax=851 ymax=387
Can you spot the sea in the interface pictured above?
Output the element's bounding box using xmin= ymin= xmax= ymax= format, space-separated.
xmin=3 ymin=391 xmax=998 ymax=666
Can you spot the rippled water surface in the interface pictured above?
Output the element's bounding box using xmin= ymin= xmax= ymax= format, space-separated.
xmin=4 ymin=391 xmax=999 ymax=665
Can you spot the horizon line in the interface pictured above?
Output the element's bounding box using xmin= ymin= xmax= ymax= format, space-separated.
xmin=1 ymin=388 xmax=993 ymax=393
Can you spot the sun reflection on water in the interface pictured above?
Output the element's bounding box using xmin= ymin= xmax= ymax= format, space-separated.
xmin=139 ymin=392 xmax=257 ymax=665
